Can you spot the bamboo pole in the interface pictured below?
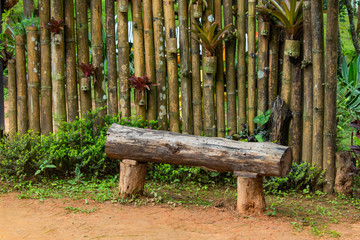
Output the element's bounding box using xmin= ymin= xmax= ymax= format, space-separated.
xmin=39 ymin=0 xmax=52 ymax=135
xmin=248 ymin=0 xmax=256 ymax=134
xmin=257 ymin=18 xmax=269 ymax=115
xmin=90 ymin=0 xmax=106 ymax=124
xmin=178 ymin=0 xmax=192 ymax=134
xmin=163 ymin=0 xmax=180 ymax=133
xmin=190 ymin=5 xmax=202 ymax=136
xmin=302 ymin=1 xmax=313 ymax=164
xmin=203 ymin=66 xmax=216 ymax=137
xmin=131 ymin=0 xmax=146 ymax=119
xmin=24 ymin=0 xmax=34 ymax=16
xmin=143 ymin=0 xmax=157 ymax=122
xmin=15 ymin=34 xmax=28 ymax=134
xmin=117 ymin=1 xmax=131 ymax=118
xmin=106 ymin=0 xmax=118 ymax=117
xmin=281 ymin=56 xmax=292 ymax=107
xmin=323 ymin=0 xmax=339 ymax=192
xmin=51 ymin=0 xmax=67 ymax=133
xmin=26 ymin=26 xmax=40 ymax=134
xmin=65 ymin=0 xmax=79 ymax=122
xmin=268 ymin=26 xmax=280 ymax=107
xmin=152 ymin=0 xmax=168 ymax=130
xmin=8 ymin=59 xmax=17 ymax=135
xmin=237 ymin=0 xmax=246 ymax=129
xmin=75 ymin=0 xmax=92 ymax=117
xmin=224 ymin=0 xmax=236 ymax=135
xmin=215 ymin=0 xmax=225 ymax=138
xmin=311 ymin=0 xmax=325 ymax=169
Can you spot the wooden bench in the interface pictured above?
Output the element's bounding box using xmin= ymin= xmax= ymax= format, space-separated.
xmin=105 ymin=124 xmax=293 ymax=214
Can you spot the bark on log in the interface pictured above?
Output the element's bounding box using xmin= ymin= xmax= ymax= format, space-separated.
xmin=119 ymin=159 xmax=147 ymax=199
xmin=106 ymin=124 xmax=293 ymax=177
xmin=335 ymin=151 xmax=356 ymax=195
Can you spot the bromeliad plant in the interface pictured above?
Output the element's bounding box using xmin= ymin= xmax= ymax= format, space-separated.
xmin=79 ymin=63 xmax=96 ymax=79
xmin=46 ymin=17 xmax=65 ymax=36
xmin=256 ymin=0 xmax=303 ymax=40
xmin=190 ymin=22 xmax=232 ymax=57
xmin=128 ymin=74 xmax=158 ymax=100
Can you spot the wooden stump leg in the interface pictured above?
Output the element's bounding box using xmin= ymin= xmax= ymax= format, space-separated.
xmin=119 ymin=159 xmax=147 ymax=199
xmin=237 ymin=176 xmax=266 ymax=214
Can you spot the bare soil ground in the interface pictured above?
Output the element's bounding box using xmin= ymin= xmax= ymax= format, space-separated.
xmin=0 ymin=192 xmax=359 ymax=240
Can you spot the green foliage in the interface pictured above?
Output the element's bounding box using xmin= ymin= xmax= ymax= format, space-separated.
xmin=0 ymin=110 xmax=158 ymax=180
xmin=263 ymin=162 xmax=326 ymax=195
xmin=7 ymin=14 xmax=39 ymax=36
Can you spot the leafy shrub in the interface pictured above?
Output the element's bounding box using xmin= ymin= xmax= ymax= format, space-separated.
xmin=263 ymin=162 xmax=325 ymax=195
xmin=0 ymin=110 xmax=158 ymax=180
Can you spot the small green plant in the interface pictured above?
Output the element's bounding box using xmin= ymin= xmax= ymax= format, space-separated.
xmin=253 ymin=110 xmax=271 ymax=142
xmin=65 ymin=206 xmax=98 ymax=214
xmin=266 ymin=203 xmax=277 ymax=216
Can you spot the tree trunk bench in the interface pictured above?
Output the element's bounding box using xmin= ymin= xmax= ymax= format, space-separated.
xmin=105 ymin=124 xmax=293 ymax=214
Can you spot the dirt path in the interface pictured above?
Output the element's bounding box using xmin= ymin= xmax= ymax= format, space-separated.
xmin=1 ymin=193 xmax=359 ymax=240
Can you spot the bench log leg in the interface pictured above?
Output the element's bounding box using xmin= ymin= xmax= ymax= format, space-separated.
xmin=119 ymin=159 xmax=147 ymax=199
xmin=237 ymin=176 xmax=266 ymax=214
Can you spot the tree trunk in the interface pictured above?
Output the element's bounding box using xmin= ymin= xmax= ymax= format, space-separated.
xmin=143 ymin=0 xmax=157 ymax=122
xmin=39 ymin=0 xmax=52 ymax=135
xmin=65 ymin=0 xmax=79 ymax=122
xmin=15 ymin=35 xmax=28 ymax=134
xmin=335 ymin=151 xmax=356 ymax=195
xmin=106 ymin=0 xmax=118 ymax=116
xmin=23 ymin=0 xmax=34 ymax=17
xmin=26 ymin=26 xmax=40 ymax=134
xmin=51 ymin=0 xmax=67 ymax=133
xmin=268 ymin=26 xmax=280 ymax=107
xmin=8 ymin=59 xmax=17 ymax=135
xmin=345 ymin=0 xmax=360 ymax=55
xmin=106 ymin=124 xmax=293 ymax=177
xmin=248 ymin=0 xmax=256 ymax=134
xmin=237 ymin=0 xmax=247 ymax=128
xmin=237 ymin=176 xmax=266 ymax=214
xmin=311 ymin=0 xmax=325 ymax=169
xmin=191 ymin=6 xmax=202 ymax=136
xmin=302 ymin=1 xmax=313 ymax=164
xmin=152 ymin=0 xmax=167 ymax=130
xmin=76 ymin=0 xmax=92 ymax=117
xmin=323 ymin=0 xmax=339 ymax=192
xmin=163 ymin=0 xmax=180 ymax=132
xmin=178 ymin=0 xmax=192 ymax=134
xmin=289 ymin=62 xmax=302 ymax=163
xmin=117 ymin=1 xmax=131 ymax=118
xmin=224 ymin=0 xmax=237 ymax=136
xmin=270 ymin=96 xmax=292 ymax=145
xmin=131 ymin=0 xmax=146 ymax=119
xmin=119 ymin=159 xmax=147 ymax=199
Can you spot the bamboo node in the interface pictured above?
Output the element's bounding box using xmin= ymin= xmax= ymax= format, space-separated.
xmin=313 ymin=49 xmax=324 ymax=54
xmin=54 ymin=75 xmax=65 ymax=81
xmin=41 ymin=86 xmax=52 ymax=90
xmin=291 ymin=111 xmax=302 ymax=116
xmin=40 ymin=39 xmax=51 ymax=45
xmin=153 ymin=17 xmax=164 ymax=22
xmin=144 ymin=30 xmax=153 ymax=34
xmin=28 ymin=83 xmax=40 ymax=88
xmin=65 ymin=38 xmax=76 ymax=43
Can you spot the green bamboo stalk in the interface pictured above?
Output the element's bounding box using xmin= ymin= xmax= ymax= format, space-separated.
xmin=248 ymin=0 xmax=256 ymax=134
xmin=143 ymin=0 xmax=157 ymax=122
xmin=65 ymin=0 xmax=79 ymax=122
xmin=302 ymin=1 xmax=313 ymax=164
xmin=26 ymin=26 xmax=40 ymax=134
xmin=237 ymin=0 xmax=247 ymax=129
xmin=268 ymin=26 xmax=280 ymax=107
xmin=164 ymin=0 xmax=180 ymax=133
xmin=152 ymin=0 xmax=168 ymax=130
xmin=8 ymin=59 xmax=17 ymax=135
xmin=117 ymin=1 xmax=131 ymax=118
xmin=106 ymin=0 xmax=118 ymax=117
xmin=15 ymin=34 xmax=28 ymax=134
xmin=323 ymin=0 xmax=339 ymax=192
xmin=215 ymin=0 xmax=225 ymax=137
xmin=75 ymin=0 xmax=92 ymax=117
xmin=90 ymin=0 xmax=106 ymax=125
xmin=131 ymin=0 xmax=146 ymax=119
xmin=224 ymin=0 xmax=236 ymax=136
xmin=311 ymin=0 xmax=325 ymax=169
xmin=39 ymin=0 xmax=52 ymax=135
xmin=51 ymin=0 xmax=67 ymax=133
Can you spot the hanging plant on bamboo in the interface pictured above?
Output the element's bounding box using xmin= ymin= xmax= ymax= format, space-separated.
xmin=128 ymin=74 xmax=159 ymax=104
xmin=46 ymin=17 xmax=65 ymax=43
xmin=257 ymin=0 xmax=303 ymax=58
xmin=188 ymin=0 xmax=208 ymax=18
xmin=79 ymin=63 xmax=96 ymax=91
xmin=190 ymin=22 xmax=232 ymax=73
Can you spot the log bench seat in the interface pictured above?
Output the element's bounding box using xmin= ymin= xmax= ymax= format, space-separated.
xmin=105 ymin=124 xmax=293 ymax=213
